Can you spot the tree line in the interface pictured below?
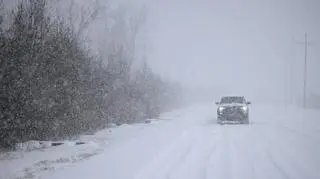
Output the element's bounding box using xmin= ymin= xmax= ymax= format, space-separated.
xmin=0 ymin=0 xmax=182 ymax=148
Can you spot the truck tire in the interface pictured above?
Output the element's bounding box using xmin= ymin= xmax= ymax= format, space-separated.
xmin=242 ymin=117 xmax=249 ymax=124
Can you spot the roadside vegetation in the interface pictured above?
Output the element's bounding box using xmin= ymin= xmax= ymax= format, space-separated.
xmin=0 ymin=0 xmax=182 ymax=148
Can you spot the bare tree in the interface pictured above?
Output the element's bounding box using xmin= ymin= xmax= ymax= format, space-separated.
xmin=128 ymin=4 xmax=147 ymax=59
xmin=66 ymin=0 xmax=106 ymax=38
xmin=129 ymin=4 xmax=147 ymax=42
xmin=0 ymin=0 xmax=4 ymax=80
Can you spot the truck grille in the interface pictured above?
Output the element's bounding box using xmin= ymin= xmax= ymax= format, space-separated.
xmin=223 ymin=107 xmax=241 ymax=114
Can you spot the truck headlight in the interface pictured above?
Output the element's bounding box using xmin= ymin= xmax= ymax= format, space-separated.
xmin=218 ymin=107 xmax=225 ymax=112
xmin=241 ymin=106 xmax=248 ymax=112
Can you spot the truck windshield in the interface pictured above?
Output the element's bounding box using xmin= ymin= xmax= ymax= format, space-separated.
xmin=221 ymin=97 xmax=245 ymax=104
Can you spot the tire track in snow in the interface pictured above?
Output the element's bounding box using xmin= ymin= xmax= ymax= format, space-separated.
xmin=219 ymin=125 xmax=259 ymax=179
xmin=251 ymin=108 xmax=320 ymax=179
xmin=254 ymin=112 xmax=320 ymax=173
xmin=217 ymin=123 xmax=292 ymax=179
xmin=133 ymin=123 xmax=223 ymax=179
xmin=202 ymin=127 xmax=224 ymax=179
xmin=252 ymin=125 xmax=314 ymax=179
xmin=132 ymin=128 xmax=198 ymax=179
xmin=204 ymin=125 xmax=235 ymax=179
xmin=264 ymin=122 xmax=320 ymax=168
xmin=266 ymin=122 xmax=320 ymax=143
xmin=164 ymin=135 xmax=195 ymax=179
xmin=229 ymin=125 xmax=257 ymax=179
xmin=167 ymin=126 xmax=222 ymax=179
xmin=252 ymin=130 xmax=291 ymax=179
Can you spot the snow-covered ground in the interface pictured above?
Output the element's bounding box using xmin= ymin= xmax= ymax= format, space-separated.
xmin=1 ymin=103 xmax=320 ymax=179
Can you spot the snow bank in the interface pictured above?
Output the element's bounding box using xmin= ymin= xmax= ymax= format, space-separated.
xmin=42 ymin=104 xmax=320 ymax=179
xmin=14 ymin=140 xmax=89 ymax=152
xmin=0 ymin=140 xmax=103 ymax=179
xmin=0 ymin=111 xmax=172 ymax=179
xmin=3 ymin=104 xmax=318 ymax=179
xmin=15 ymin=141 xmax=45 ymax=151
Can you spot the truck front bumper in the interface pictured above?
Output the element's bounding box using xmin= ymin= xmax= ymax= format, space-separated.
xmin=217 ymin=112 xmax=248 ymax=122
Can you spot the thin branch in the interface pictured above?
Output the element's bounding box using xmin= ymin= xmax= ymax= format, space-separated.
xmin=76 ymin=0 xmax=103 ymax=37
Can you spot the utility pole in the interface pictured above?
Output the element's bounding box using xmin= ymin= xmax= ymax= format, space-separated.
xmin=303 ymin=33 xmax=308 ymax=108
xmin=294 ymin=33 xmax=315 ymax=109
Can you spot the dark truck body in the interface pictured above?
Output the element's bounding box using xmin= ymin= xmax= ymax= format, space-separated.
xmin=215 ymin=96 xmax=251 ymax=124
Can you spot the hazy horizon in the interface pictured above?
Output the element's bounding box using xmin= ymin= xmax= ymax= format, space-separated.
xmin=143 ymin=0 xmax=320 ymax=103
xmin=3 ymin=0 xmax=319 ymax=104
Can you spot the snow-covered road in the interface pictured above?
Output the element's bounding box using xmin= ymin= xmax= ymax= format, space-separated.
xmin=2 ymin=104 xmax=320 ymax=179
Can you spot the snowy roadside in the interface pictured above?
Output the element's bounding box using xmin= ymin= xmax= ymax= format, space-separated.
xmin=0 ymin=116 xmax=168 ymax=179
xmin=40 ymin=104 xmax=320 ymax=179
xmin=2 ymin=104 xmax=319 ymax=179
xmin=253 ymin=105 xmax=320 ymax=133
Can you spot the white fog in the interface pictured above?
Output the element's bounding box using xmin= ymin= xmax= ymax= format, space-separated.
xmin=0 ymin=0 xmax=320 ymax=179
xmin=84 ymin=0 xmax=320 ymax=104
xmin=145 ymin=0 xmax=320 ymax=104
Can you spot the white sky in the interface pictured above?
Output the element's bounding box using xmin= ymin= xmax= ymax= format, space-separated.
xmin=142 ymin=0 xmax=320 ymax=102
xmin=3 ymin=0 xmax=319 ymax=103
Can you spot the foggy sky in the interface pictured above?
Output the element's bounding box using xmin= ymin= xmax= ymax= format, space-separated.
xmin=3 ymin=0 xmax=319 ymax=103
xmin=142 ymin=0 xmax=320 ymax=103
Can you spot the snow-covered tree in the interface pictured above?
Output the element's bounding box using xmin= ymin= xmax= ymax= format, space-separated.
xmin=0 ymin=0 xmax=183 ymax=149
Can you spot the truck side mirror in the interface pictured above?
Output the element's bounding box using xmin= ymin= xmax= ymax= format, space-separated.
xmin=246 ymin=101 xmax=251 ymax=105
xmin=215 ymin=102 xmax=220 ymax=105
